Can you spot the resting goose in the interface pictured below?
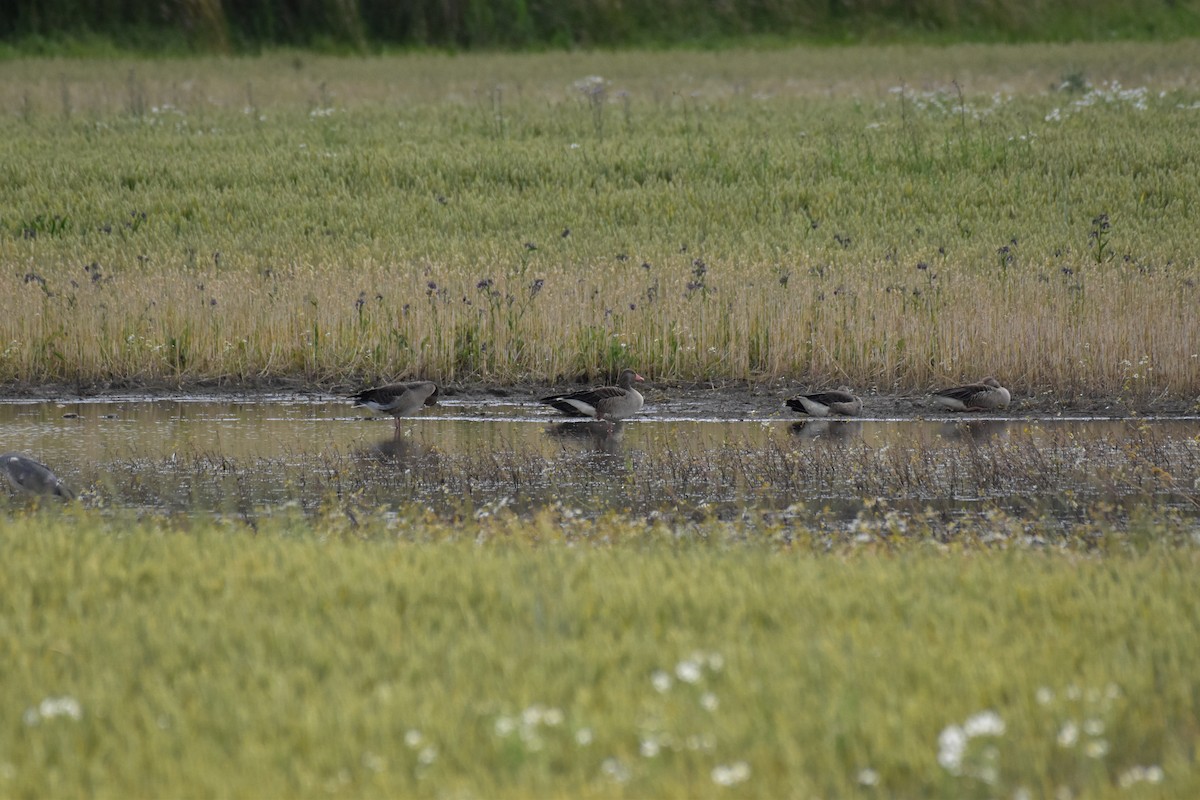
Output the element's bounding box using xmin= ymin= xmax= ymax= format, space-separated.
xmin=350 ymin=381 xmax=439 ymax=429
xmin=786 ymin=389 xmax=863 ymax=417
xmin=540 ymin=369 xmax=645 ymax=429
xmin=0 ymin=453 xmax=74 ymax=500
xmin=931 ymin=377 xmax=1011 ymax=412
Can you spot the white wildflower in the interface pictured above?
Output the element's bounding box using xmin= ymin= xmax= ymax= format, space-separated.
xmin=857 ymin=768 xmax=879 ymax=786
xmin=711 ymin=761 xmax=751 ymax=786
xmin=937 ymin=724 xmax=967 ymax=773
xmin=963 ymin=710 xmax=1006 ymax=737
xmin=573 ymin=75 xmax=607 ymax=96
xmin=1118 ymin=767 xmax=1147 ymax=788
xmin=24 ymin=696 xmax=82 ymax=725
xmin=602 ymin=758 xmax=630 ymax=783
xmin=39 ymin=696 xmax=82 ymax=720
xmin=676 ymin=659 xmax=703 ymax=684
xmin=651 ymin=670 xmax=673 ymax=693
xmin=1057 ymin=721 xmax=1079 ymax=747
xmin=700 ymin=692 xmax=719 ymax=712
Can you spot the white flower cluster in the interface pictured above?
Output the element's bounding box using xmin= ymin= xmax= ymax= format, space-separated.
xmin=23 ymin=696 xmax=82 ymax=726
xmin=651 ymin=650 xmax=724 ymax=700
xmin=572 ymin=75 xmax=608 ymax=98
xmin=938 ymin=710 xmax=1006 ymax=783
xmin=1117 ymin=764 xmax=1164 ymax=788
xmin=1046 ymin=82 xmax=1152 ymax=122
xmin=493 ymin=703 xmax=566 ymax=753
xmin=711 ymin=760 xmax=750 ymax=787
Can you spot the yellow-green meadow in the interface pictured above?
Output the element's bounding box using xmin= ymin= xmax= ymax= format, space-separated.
xmin=2 ymin=510 xmax=1198 ymax=798
xmin=1 ymin=43 xmax=1198 ymax=396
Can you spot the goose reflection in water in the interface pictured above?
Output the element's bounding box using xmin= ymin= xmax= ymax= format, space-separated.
xmin=358 ymin=434 xmax=436 ymax=465
xmin=789 ymin=419 xmax=863 ymax=441
xmin=545 ymin=420 xmax=625 ymax=455
xmin=936 ymin=419 xmax=1012 ymax=443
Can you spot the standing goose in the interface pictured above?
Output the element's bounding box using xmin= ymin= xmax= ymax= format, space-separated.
xmin=0 ymin=453 xmax=74 ymax=500
xmin=786 ymin=388 xmax=863 ymax=417
xmin=350 ymin=381 xmax=439 ymax=430
xmin=540 ymin=369 xmax=645 ymax=430
xmin=931 ymin=377 xmax=1011 ymax=412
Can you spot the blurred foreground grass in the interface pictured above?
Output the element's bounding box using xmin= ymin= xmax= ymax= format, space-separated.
xmin=2 ymin=509 xmax=1197 ymax=798
xmin=1 ymin=44 xmax=1199 ymax=396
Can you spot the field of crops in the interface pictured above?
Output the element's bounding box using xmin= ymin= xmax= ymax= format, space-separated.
xmin=1 ymin=511 xmax=1197 ymax=798
xmin=1 ymin=43 xmax=1199 ymax=399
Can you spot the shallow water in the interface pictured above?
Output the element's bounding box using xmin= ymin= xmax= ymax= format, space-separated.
xmin=2 ymin=395 xmax=1198 ymax=523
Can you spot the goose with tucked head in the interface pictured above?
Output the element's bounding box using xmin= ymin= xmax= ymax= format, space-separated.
xmin=931 ymin=377 xmax=1011 ymax=412
xmin=1 ymin=453 xmax=74 ymax=500
xmin=786 ymin=388 xmax=863 ymax=417
xmin=540 ymin=369 xmax=645 ymax=431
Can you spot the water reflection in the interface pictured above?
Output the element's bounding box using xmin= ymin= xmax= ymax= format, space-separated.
xmin=357 ymin=433 xmax=437 ymax=466
xmin=789 ymin=419 xmax=864 ymax=441
xmin=544 ymin=420 xmax=625 ymax=454
xmin=0 ymin=397 xmax=1197 ymax=524
xmin=935 ymin=419 xmax=1012 ymax=443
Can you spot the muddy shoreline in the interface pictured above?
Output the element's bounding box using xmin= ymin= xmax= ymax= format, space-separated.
xmin=1 ymin=378 xmax=1197 ymax=418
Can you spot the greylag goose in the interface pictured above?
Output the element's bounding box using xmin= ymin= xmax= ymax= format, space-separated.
xmin=350 ymin=381 xmax=439 ymax=429
xmin=1 ymin=453 xmax=74 ymax=499
xmin=931 ymin=377 xmax=1010 ymax=412
xmin=540 ymin=369 xmax=645 ymax=429
xmin=786 ymin=389 xmax=863 ymax=417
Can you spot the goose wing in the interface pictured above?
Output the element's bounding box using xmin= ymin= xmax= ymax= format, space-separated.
xmin=804 ymin=390 xmax=856 ymax=406
xmin=541 ymin=385 xmax=628 ymax=417
xmin=935 ymin=383 xmax=986 ymax=404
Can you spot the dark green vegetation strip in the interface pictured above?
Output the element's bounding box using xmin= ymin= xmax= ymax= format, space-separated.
xmin=2 ymin=0 xmax=1199 ymax=54
xmin=2 ymin=513 xmax=1199 ymax=797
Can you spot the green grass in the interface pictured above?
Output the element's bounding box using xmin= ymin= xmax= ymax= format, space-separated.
xmin=1 ymin=508 xmax=1197 ymax=798
xmin=1 ymin=45 xmax=1199 ymax=396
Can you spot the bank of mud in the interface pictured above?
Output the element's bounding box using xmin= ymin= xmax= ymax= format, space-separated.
xmin=1 ymin=377 xmax=1197 ymax=418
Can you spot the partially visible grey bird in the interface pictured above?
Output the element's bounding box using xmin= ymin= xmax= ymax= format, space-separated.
xmin=0 ymin=453 xmax=74 ymax=500
xmin=786 ymin=388 xmax=863 ymax=417
xmin=931 ymin=377 xmax=1011 ymax=412
xmin=349 ymin=381 xmax=440 ymax=430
